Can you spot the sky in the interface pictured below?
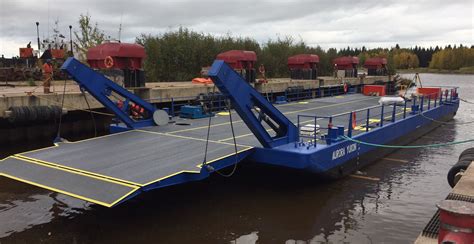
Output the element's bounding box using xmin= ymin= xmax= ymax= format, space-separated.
xmin=0 ymin=0 xmax=472 ymax=58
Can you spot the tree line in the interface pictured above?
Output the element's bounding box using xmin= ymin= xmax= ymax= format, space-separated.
xmin=136 ymin=28 xmax=392 ymax=81
xmin=72 ymin=15 xmax=473 ymax=81
xmin=429 ymin=45 xmax=474 ymax=70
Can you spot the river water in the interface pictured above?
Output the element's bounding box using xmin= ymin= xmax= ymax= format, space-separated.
xmin=0 ymin=73 xmax=473 ymax=243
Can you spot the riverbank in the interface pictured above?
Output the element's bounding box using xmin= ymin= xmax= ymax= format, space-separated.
xmin=397 ymin=66 xmax=474 ymax=75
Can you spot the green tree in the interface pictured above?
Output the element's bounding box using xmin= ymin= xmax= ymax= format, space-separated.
xmin=393 ymin=51 xmax=419 ymax=69
xmin=74 ymin=13 xmax=106 ymax=61
xmin=429 ymin=46 xmax=474 ymax=70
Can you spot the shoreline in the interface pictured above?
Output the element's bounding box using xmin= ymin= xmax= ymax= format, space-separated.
xmin=397 ymin=67 xmax=474 ymax=75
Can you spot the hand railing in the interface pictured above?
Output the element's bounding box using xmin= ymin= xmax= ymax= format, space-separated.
xmin=296 ymin=86 xmax=459 ymax=141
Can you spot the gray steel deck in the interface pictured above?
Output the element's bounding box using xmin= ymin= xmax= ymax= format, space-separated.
xmin=0 ymin=94 xmax=384 ymax=207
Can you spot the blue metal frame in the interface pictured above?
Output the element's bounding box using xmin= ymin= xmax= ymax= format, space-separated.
xmin=249 ymin=88 xmax=459 ymax=174
xmin=208 ymin=60 xmax=298 ymax=148
xmin=208 ymin=59 xmax=460 ymax=176
xmin=61 ymin=58 xmax=157 ymax=129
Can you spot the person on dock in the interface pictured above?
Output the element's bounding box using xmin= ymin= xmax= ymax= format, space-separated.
xmin=42 ymin=59 xmax=53 ymax=94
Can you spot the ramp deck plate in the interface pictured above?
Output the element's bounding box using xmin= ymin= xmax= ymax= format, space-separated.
xmin=0 ymin=157 xmax=139 ymax=207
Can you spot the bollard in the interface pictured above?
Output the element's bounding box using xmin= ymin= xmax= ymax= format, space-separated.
xmin=437 ymin=200 xmax=474 ymax=244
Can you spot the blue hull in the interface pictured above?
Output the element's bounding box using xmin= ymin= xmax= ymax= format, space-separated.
xmin=249 ymin=100 xmax=459 ymax=178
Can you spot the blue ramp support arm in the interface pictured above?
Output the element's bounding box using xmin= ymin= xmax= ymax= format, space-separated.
xmin=61 ymin=57 xmax=156 ymax=129
xmin=208 ymin=60 xmax=298 ymax=148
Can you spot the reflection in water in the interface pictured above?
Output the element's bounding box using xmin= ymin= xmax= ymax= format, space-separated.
xmin=231 ymin=231 xmax=259 ymax=244
xmin=0 ymin=74 xmax=472 ymax=243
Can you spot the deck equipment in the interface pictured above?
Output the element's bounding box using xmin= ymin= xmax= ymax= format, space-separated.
xmin=216 ymin=50 xmax=257 ymax=83
xmin=0 ymin=57 xmax=460 ymax=207
xmin=87 ymin=42 xmax=146 ymax=87
xmin=363 ymin=57 xmax=387 ymax=76
xmin=179 ymin=105 xmax=213 ymax=119
xmin=333 ymin=56 xmax=359 ymax=77
xmin=288 ymin=54 xmax=319 ymax=80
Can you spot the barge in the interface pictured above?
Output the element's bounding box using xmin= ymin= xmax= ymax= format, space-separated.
xmin=0 ymin=58 xmax=460 ymax=207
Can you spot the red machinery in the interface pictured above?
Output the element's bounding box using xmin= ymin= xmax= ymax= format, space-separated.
xmin=216 ymin=50 xmax=256 ymax=83
xmin=19 ymin=48 xmax=34 ymax=58
xmin=288 ymin=54 xmax=319 ymax=80
xmin=51 ymin=49 xmax=66 ymax=59
xmin=87 ymin=43 xmax=146 ymax=87
xmin=417 ymin=87 xmax=441 ymax=99
xmin=333 ymin=56 xmax=359 ymax=77
xmin=363 ymin=85 xmax=386 ymax=96
xmin=364 ymin=57 xmax=387 ymax=76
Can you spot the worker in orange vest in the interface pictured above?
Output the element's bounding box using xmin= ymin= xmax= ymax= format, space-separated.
xmin=42 ymin=59 xmax=53 ymax=94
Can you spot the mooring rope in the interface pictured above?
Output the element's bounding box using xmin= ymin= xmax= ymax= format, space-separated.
xmin=340 ymin=135 xmax=474 ymax=149
xmin=460 ymin=98 xmax=474 ymax=104
xmin=418 ymin=111 xmax=474 ymax=125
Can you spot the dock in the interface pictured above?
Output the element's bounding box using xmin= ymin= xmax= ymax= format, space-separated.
xmin=414 ymin=162 xmax=474 ymax=243
xmin=0 ymin=76 xmax=388 ymax=119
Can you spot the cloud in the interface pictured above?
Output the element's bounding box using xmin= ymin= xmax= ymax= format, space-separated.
xmin=0 ymin=0 xmax=472 ymax=57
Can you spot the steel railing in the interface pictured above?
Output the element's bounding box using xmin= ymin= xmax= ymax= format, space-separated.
xmin=296 ymin=86 xmax=459 ymax=144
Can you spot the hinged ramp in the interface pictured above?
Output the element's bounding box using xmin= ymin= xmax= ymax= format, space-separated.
xmin=0 ymin=130 xmax=253 ymax=207
xmin=0 ymin=156 xmax=139 ymax=207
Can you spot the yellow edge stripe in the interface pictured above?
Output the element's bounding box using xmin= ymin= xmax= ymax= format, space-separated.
xmin=218 ymin=132 xmax=255 ymax=142
xmin=201 ymin=147 xmax=254 ymax=166
xmin=9 ymin=130 xmax=135 ymax=159
xmin=136 ymin=129 xmax=253 ymax=149
xmin=167 ymin=96 xmax=379 ymax=134
xmin=142 ymin=147 xmax=254 ymax=186
xmin=14 ymin=144 xmax=254 ymax=190
xmin=108 ymin=187 xmax=141 ymax=207
xmin=15 ymin=129 xmax=253 ymax=187
xmin=15 ymin=155 xmax=143 ymax=187
xmin=11 ymin=156 xmax=140 ymax=188
xmin=0 ymin=171 xmax=138 ymax=208
xmin=7 ymin=147 xmax=253 ymax=206
xmin=167 ymin=120 xmax=245 ymax=134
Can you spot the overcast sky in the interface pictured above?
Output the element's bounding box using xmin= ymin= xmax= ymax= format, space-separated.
xmin=0 ymin=0 xmax=472 ymax=57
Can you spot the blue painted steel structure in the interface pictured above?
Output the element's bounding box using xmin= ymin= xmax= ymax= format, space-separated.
xmin=209 ymin=60 xmax=298 ymax=148
xmin=0 ymin=58 xmax=460 ymax=207
xmin=179 ymin=105 xmax=213 ymax=119
xmin=61 ymin=58 xmax=157 ymax=130
xmin=208 ymin=60 xmax=460 ymax=177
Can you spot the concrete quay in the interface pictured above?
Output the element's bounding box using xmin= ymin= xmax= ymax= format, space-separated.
xmin=0 ymin=75 xmax=388 ymax=118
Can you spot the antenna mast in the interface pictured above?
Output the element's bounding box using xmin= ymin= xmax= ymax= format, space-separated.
xmin=118 ymin=14 xmax=123 ymax=43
